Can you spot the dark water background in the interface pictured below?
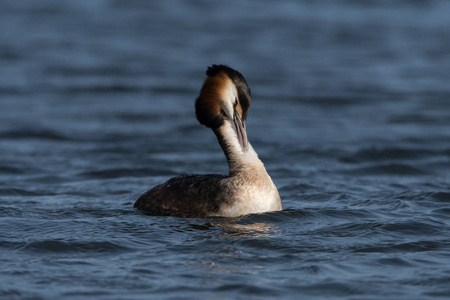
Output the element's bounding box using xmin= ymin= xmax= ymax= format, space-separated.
xmin=1 ymin=0 xmax=450 ymax=299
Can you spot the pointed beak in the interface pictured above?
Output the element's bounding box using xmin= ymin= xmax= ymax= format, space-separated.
xmin=233 ymin=108 xmax=248 ymax=152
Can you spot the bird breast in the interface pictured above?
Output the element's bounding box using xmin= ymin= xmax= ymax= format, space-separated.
xmin=214 ymin=165 xmax=282 ymax=217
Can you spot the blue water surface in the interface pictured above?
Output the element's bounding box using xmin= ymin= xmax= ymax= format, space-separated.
xmin=1 ymin=0 xmax=450 ymax=299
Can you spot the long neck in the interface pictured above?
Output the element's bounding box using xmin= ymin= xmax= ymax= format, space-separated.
xmin=213 ymin=122 xmax=265 ymax=176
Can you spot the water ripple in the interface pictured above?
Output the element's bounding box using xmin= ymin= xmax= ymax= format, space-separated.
xmin=0 ymin=128 xmax=69 ymax=141
xmin=340 ymin=147 xmax=438 ymax=163
xmin=341 ymin=163 xmax=429 ymax=176
xmin=22 ymin=240 xmax=130 ymax=254
xmin=353 ymin=240 xmax=448 ymax=253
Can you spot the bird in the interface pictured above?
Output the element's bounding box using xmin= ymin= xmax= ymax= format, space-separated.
xmin=134 ymin=65 xmax=282 ymax=218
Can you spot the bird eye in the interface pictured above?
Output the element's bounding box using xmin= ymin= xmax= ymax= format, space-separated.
xmin=234 ymin=97 xmax=238 ymax=105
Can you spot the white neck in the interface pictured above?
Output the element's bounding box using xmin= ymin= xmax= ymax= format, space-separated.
xmin=214 ymin=121 xmax=264 ymax=176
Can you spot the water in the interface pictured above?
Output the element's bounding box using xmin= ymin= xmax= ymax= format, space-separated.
xmin=1 ymin=0 xmax=450 ymax=299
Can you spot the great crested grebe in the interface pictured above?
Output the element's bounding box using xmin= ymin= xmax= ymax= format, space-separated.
xmin=134 ymin=65 xmax=282 ymax=217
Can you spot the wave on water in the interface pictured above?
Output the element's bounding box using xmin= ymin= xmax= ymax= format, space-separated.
xmin=0 ymin=128 xmax=69 ymax=141
xmin=78 ymin=167 xmax=176 ymax=180
xmin=340 ymin=147 xmax=439 ymax=163
xmin=21 ymin=240 xmax=130 ymax=254
xmin=341 ymin=163 xmax=429 ymax=176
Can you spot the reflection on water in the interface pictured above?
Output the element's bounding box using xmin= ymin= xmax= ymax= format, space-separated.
xmin=217 ymin=219 xmax=280 ymax=238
